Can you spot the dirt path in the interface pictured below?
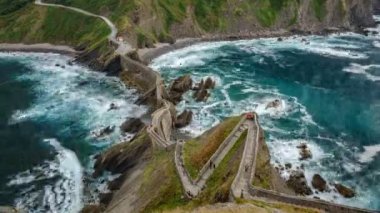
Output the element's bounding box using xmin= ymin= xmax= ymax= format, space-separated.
xmin=34 ymin=0 xmax=134 ymax=55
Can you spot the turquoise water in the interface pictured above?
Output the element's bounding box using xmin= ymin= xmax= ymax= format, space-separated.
xmin=0 ymin=53 xmax=146 ymax=212
xmin=152 ymin=17 xmax=380 ymax=210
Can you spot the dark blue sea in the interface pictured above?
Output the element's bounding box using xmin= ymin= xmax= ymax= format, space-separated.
xmin=0 ymin=52 xmax=146 ymax=212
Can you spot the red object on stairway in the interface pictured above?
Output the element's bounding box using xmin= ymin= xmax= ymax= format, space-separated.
xmin=246 ymin=112 xmax=254 ymax=120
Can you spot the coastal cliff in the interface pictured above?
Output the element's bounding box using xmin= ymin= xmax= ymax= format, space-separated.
xmin=43 ymin=0 xmax=375 ymax=48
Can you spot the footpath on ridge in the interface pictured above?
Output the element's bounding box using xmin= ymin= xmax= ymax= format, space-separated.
xmin=173 ymin=113 xmax=374 ymax=213
xmin=34 ymin=0 xmax=133 ymax=55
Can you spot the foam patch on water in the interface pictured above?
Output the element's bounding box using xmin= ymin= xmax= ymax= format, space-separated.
xmin=357 ymin=144 xmax=380 ymax=163
xmin=8 ymin=139 xmax=83 ymax=212
xmin=343 ymin=63 xmax=380 ymax=81
xmin=374 ymin=41 xmax=380 ymax=48
xmin=6 ymin=52 xmax=147 ymax=144
xmin=151 ymin=41 xmax=230 ymax=69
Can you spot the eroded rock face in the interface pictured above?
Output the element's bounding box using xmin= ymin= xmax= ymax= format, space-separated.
xmin=169 ymin=75 xmax=193 ymax=104
xmin=120 ymin=118 xmax=145 ymax=133
xmin=312 ymin=174 xmax=327 ymax=192
xmin=286 ymin=170 xmax=312 ymax=195
xmin=175 ymin=110 xmax=193 ymax=128
xmin=334 ymin=183 xmax=355 ymax=198
xmin=93 ymin=130 xmax=151 ymax=177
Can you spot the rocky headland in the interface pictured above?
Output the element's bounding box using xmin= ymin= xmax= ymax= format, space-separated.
xmin=0 ymin=0 xmax=379 ymax=212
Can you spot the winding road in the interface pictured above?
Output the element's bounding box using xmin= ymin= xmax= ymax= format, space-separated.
xmin=34 ymin=0 xmax=134 ymax=55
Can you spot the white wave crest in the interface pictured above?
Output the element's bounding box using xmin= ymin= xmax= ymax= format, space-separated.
xmin=9 ymin=139 xmax=83 ymax=213
xmin=343 ymin=63 xmax=380 ymax=81
xmin=357 ymin=144 xmax=380 ymax=163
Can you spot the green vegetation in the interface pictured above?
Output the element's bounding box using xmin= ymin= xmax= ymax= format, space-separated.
xmin=141 ymin=149 xmax=187 ymax=212
xmin=252 ymin=139 xmax=272 ymax=189
xmin=254 ymin=0 xmax=299 ymax=27
xmin=183 ymin=116 xmax=241 ymax=179
xmin=144 ymin=130 xmax=247 ymax=212
xmin=0 ymin=0 xmax=30 ymax=15
xmin=0 ymin=3 xmax=110 ymax=47
xmin=312 ymin=0 xmax=327 ymax=21
xmin=193 ymin=0 xmax=227 ymax=31
xmin=193 ymin=130 xmax=247 ymax=204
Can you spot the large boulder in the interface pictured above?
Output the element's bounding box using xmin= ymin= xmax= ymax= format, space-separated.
xmin=312 ymin=174 xmax=327 ymax=192
xmin=297 ymin=142 xmax=312 ymax=160
xmin=286 ymin=170 xmax=312 ymax=195
xmin=170 ymin=75 xmax=193 ymax=93
xmin=120 ymin=118 xmax=145 ymax=133
xmin=193 ymin=88 xmax=210 ymax=102
xmin=334 ymin=183 xmax=355 ymax=198
xmin=203 ymin=77 xmax=215 ymax=90
xmin=169 ymin=75 xmax=193 ymax=104
xmin=175 ymin=110 xmax=193 ymax=128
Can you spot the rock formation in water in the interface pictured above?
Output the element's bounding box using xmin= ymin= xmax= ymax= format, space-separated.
xmin=334 ymin=183 xmax=356 ymax=198
xmin=286 ymin=170 xmax=313 ymax=195
xmin=312 ymin=174 xmax=328 ymax=192
xmin=168 ymin=75 xmax=193 ymax=104
xmin=175 ymin=110 xmax=193 ymax=128
xmin=193 ymin=77 xmax=215 ymax=102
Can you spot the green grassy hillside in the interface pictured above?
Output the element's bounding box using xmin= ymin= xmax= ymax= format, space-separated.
xmin=0 ymin=1 xmax=110 ymax=48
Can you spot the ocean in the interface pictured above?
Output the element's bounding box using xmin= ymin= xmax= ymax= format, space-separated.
xmin=151 ymin=16 xmax=380 ymax=210
xmin=0 ymin=52 xmax=146 ymax=212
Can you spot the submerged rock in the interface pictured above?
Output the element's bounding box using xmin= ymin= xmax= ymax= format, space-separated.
xmin=334 ymin=183 xmax=355 ymax=198
xmin=120 ymin=118 xmax=145 ymax=133
xmin=265 ymin=99 xmax=281 ymax=109
xmin=286 ymin=170 xmax=312 ymax=195
xmin=175 ymin=110 xmax=193 ymax=128
xmin=312 ymin=174 xmax=327 ymax=192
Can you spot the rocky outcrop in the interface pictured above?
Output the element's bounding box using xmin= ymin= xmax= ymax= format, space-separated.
xmin=312 ymin=174 xmax=327 ymax=192
xmin=175 ymin=110 xmax=193 ymax=128
xmin=334 ymin=183 xmax=355 ymax=198
xmin=193 ymin=77 xmax=215 ymax=102
xmin=120 ymin=118 xmax=145 ymax=133
xmin=297 ymin=143 xmax=312 ymax=160
xmin=286 ymin=170 xmax=312 ymax=195
xmin=169 ymin=75 xmax=193 ymax=104
xmin=93 ymin=130 xmax=151 ymax=177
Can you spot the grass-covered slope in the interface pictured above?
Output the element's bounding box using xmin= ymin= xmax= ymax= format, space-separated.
xmin=0 ymin=2 xmax=110 ymax=48
xmin=0 ymin=0 xmax=373 ymax=50
xmin=183 ymin=116 xmax=241 ymax=179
